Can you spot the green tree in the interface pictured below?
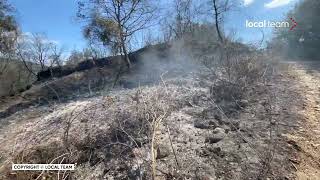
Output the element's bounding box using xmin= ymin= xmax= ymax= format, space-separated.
xmin=0 ymin=0 xmax=18 ymax=76
xmin=77 ymin=0 xmax=155 ymax=68
xmin=0 ymin=0 xmax=17 ymax=55
xmin=273 ymin=0 xmax=320 ymax=60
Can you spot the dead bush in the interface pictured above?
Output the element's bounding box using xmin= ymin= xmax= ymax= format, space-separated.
xmin=206 ymin=43 xmax=282 ymax=179
xmin=105 ymin=87 xmax=177 ymax=179
xmin=54 ymin=85 xmax=179 ymax=179
xmin=0 ymin=61 xmax=35 ymax=96
xmin=210 ymin=81 xmax=244 ymax=103
xmin=222 ymin=54 xmax=267 ymax=84
xmin=205 ymin=43 xmax=271 ymax=107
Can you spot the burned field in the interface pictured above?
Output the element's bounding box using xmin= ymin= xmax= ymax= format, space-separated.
xmin=0 ymin=42 xmax=313 ymax=179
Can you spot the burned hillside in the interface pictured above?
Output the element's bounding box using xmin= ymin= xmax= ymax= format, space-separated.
xmin=0 ymin=34 xmax=310 ymax=179
xmin=0 ymin=48 xmax=312 ymax=179
xmin=1 ymin=0 xmax=320 ymax=179
xmin=36 ymin=43 xmax=171 ymax=81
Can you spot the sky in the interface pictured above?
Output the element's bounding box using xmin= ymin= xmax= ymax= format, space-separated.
xmin=9 ymin=0 xmax=300 ymax=51
xmin=225 ymin=0 xmax=300 ymax=45
xmin=9 ymin=0 xmax=85 ymax=53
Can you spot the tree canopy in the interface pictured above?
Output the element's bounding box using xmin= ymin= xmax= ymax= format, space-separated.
xmin=272 ymin=0 xmax=320 ymax=60
xmin=78 ymin=0 xmax=155 ymax=67
xmin=0 ymin=0 xmax=18 ymax=55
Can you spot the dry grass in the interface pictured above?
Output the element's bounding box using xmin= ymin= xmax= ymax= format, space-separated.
xmin=3 ymin=142 xmax=73 ymax=180
xmin=0 ymin=42 xmax=290 ymax=179
xmin=0 ymin=82 xmax=187 ymax=179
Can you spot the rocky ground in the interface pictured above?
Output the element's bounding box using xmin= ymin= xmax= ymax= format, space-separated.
xmin=0 ymin=60 xmax=319 ymax=179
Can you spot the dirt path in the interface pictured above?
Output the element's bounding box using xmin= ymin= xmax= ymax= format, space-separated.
xmin=287 ymin=62 xmax=320 ymax=179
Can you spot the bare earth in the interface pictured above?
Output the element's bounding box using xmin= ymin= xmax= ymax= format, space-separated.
xmin=285 ymin=62 xmax=320 ymax=179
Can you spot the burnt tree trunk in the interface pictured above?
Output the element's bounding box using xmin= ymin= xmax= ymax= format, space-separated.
xmin=121 ymin=38 xmax=131 ymax=69
xmin=213 ymin=0 xmax=223 ymax=43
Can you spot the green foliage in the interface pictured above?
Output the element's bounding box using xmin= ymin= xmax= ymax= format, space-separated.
xmin=78 ymin=0 xmax=155 ymax=61
xmin=0 ymin=0 xmax=17 ymax=54
xmin=83 ymin=16 xmax=120 ymax=51
xmin=273 ymin=0 xmax=320 ymax=60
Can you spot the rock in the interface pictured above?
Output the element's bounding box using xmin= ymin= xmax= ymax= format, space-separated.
xmin=208 ymin=120 xmax=217 ymax=127
xmin=156 ymin=145 xmax=170 ymax=159
xmin=194 ymin=119 xmax=217 ymax=129
xmin=238 ymin=99 xmax=249 ymax=107
xmin=212 ymin=127 xmax=225 ymax=134
xmin=205 ymin=136 xmax=223 ymax=144
xmin=205 ymin=129 xmax=226 ymax=144
xmin=194 ymin=119 xmax=210 ymax=129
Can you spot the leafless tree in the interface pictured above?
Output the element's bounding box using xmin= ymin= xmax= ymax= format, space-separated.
xmin=17 ymin=33 xmax=63 ymax=75
xmin=173 ymin=0 xmax=193 ymax=38
xmin=29 ymin=33 xmax=54 ymax=70
xmin=210 ymin=0 xmax=234 ymax=43
xmin=77 ymin=0 xmax=155 ymax=68
xmin=66 ymin=49 xmax=85 ymax=66
xmin=159 ymin=0 xmax=195 ymax=41
xmin=50 ymin=44 xmax=64 ymax=67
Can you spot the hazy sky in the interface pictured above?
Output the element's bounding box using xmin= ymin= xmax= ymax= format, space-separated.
xmin=9 ymin=0 xmax=300 ymax=51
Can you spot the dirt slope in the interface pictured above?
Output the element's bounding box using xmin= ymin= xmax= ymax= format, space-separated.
xmin=0 ymin=60 xmax=319 ymax=179
xmin=0 ymin=63 xmax=299 ymax=179
xmin=285 ymin=62 xmax=320 ymax=179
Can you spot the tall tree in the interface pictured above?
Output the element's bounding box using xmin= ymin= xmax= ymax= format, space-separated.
xmin=0 ymin=0 xmax=17 ymax=55
xmin=17 ymin=33 xmax=60 ymax=75
xmin=173 ymin=0 xmax=193 ymax=38
xmin=77 ymin=0 xmax=155 ymax=68
xmin=0 ymin=0 xmax=18 ymax=76
xmin=210 ymin=0 xmax=234 ymax=43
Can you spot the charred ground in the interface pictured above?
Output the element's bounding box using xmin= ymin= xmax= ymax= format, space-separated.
xmin=0 ymin=39 xmax=316 ymax=179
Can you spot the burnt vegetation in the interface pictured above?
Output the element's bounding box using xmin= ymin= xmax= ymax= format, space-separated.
xmin=36 ymin=43 xmax=170 ymax=81
xmin=0 ymin=0 xmax=319 ymax=180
